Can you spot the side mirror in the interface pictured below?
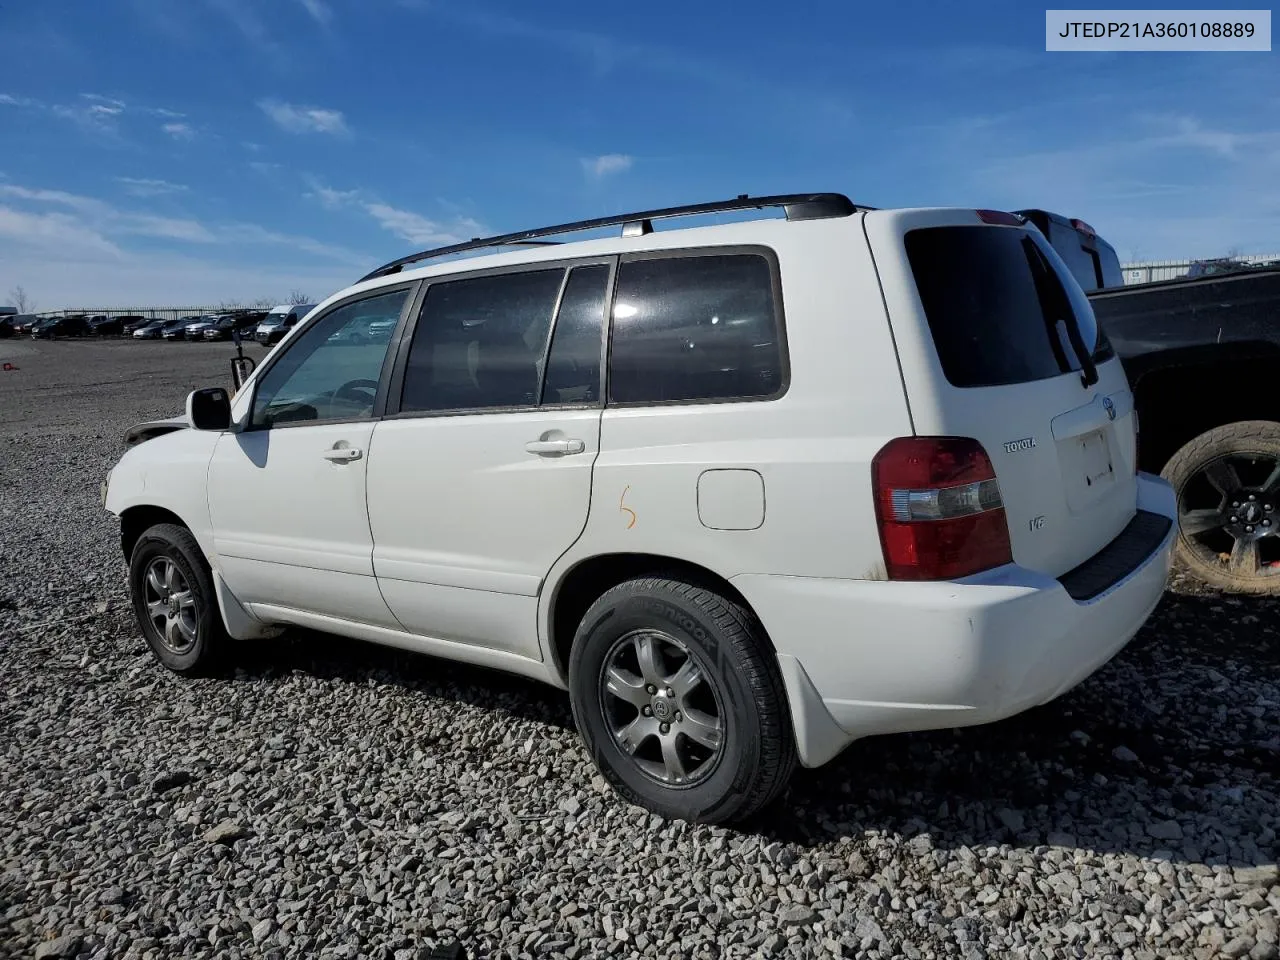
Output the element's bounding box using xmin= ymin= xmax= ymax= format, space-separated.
xmin=230 ymin=355 xmax=256 ymax=393
xmin=187 ymin=387 xmax=231 ymax=431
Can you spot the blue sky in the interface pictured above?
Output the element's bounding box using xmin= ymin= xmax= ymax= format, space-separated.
xmin=1 ymin=0 xmax=1276 ymax=309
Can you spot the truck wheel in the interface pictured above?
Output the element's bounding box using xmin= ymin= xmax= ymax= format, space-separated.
xmin=1161 ymin=420 xmax=1280 ymax=594
xmin=568 ymin=577 xmax=796 ymax=824
xmin=128 ymin=523 xmax=228 ymax=674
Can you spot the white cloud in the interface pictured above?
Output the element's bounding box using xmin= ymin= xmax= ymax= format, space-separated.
xmin=120 ymin=214 xmax=216 ymax=243
xmin=0 ymin=178 xmax=364 ymax=261
xmin=81 ymin=93 xmax=127 ymax=116
xmin=0 ymin=205 xmax=121 ymax=258
xmin=81 ymin=94 xmax=126 ymax=106
xmin=258 ymin=99 xmax=349 ymax=135
xmin=304 ymin=180 xmax=483 ymax=247
xmin=3 ymin=93 xmax=190 ymax=140
xmin=298 ymin=0 xmax=333 ymax=26
xmin=364 ymin=202 xmax=480 ymax=246
xmin=222 ymin=222 xmax=365 ymax=263
xmin=116 ymin=177 xmax=188 ymax=197
xmin=53 ymin=103 xmax=122 ymax=133
xmin=1152 ymin=115 xmax=1246 ymax=159
xmin=308 ymin=182 xmax=361 ymax=209
xmin=582 ymin=153 xmax=633 ymax=178
xmin=0 ymin=184 xmax=109 ymax=214
xmin=0 ymin=178 xmax=373 ymax=307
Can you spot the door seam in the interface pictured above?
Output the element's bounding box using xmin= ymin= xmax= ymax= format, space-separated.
xmin=364 ymin=421 xmax=414 ymax=634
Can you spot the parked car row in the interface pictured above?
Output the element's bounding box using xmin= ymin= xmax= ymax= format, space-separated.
xmin=5 ymin=304 xmax=334 ymax=347
xmin=130 ymin=312 xmax=269 ymax=342
xmin=0 ymin=314 xmax=38 ymax=338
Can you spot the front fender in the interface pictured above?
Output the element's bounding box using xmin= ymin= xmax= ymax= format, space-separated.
xmin=105 ymin=428 xmax=219 ymax=558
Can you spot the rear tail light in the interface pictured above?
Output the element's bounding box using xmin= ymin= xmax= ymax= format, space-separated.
xmin=872 ymin=437 xmax=1014 ymax=580
xmin=1069 ymin=218 xmax=1097 ymax=237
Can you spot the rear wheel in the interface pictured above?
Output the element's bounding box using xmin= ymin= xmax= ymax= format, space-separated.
xmin=128 ymin=523 xmax=227 ymax=673
xmin=568 ymin=577 xmax=796 ymax=824
xmin=1161 ymin=420 xmax=1280 ymax=594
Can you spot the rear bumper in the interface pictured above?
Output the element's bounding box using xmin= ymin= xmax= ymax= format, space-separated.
xmin=733 ymin=472 xmax=1176 ymax=767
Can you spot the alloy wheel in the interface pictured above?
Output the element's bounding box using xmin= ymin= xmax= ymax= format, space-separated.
xmin=599 ymin=629 xmax=726 ymax=786
xmin=1178 ymin=452 xmax=1280 ymax=582
xmin=142 ymin=556 xmax=199 ymax=654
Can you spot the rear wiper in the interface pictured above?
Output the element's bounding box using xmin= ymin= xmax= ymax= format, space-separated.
xmin=1060 ymin=304 xmax=1099 ymax=388
xmin=1022 ymin=237 xmax=1098 ymax=388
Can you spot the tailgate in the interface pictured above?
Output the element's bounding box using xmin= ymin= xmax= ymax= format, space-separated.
xmin=864 ymin=209 xmax=1139 ymax=578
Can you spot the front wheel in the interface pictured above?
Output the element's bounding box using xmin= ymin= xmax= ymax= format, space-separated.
xmin=568 ymin=577 xmax=796 ymax=824
xmin=128 ymin=523 xmax=227 ymax=673
xmin=1162 ymin=420 xmax=1280 ymax=594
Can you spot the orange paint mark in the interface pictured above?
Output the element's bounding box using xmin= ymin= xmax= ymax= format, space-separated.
xmin=620 ymin=485 xmax=637 ymax=530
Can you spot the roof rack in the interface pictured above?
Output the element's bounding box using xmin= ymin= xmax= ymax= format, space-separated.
xmin=358 ymin=192 xmax=861 ymax=283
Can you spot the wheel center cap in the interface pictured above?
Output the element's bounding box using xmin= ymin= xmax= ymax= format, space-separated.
xmin=168 ymin=597 xmax=181 ymax=615
xmin=651 ymin=696 xmax=674 ymax=722
xmin=1242 ymin=503 xmax=1263 ymax=525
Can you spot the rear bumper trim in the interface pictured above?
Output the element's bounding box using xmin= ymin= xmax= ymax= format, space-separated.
xmin=1057 ymin=508 xmax=1172 ymax=602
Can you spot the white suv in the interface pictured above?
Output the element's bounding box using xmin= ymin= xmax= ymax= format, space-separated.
xmin=103 ymin=193 xmax=1177 ymax=824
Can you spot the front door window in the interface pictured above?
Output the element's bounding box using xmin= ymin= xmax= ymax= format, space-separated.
xmin=250 ymin=290 xmax=410 ymax=428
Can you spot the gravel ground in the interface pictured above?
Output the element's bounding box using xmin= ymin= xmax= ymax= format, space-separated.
xmin=1 ymin=339 xmax=1278 ymax=960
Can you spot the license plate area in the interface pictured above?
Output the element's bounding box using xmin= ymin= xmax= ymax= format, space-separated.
xmin=1080 ymin=429 xmax=1115 ymax=489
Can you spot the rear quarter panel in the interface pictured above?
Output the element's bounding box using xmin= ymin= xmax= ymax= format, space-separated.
xmin=540 ymin=215 xmax=915 ymax=652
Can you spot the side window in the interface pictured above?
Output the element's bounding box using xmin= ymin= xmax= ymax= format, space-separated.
xmin=250 ymin=289 xmax=408 ymax=428
xmin=609 ymin=253 xmax=783 ymax=404
xmin=400 ymin=269 xmax=564 ymax=413
xmin=541 ymin=264 xmax=609 ymax=405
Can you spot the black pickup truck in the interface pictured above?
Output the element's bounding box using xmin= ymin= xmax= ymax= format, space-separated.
xmin=1018 ymin=208 xmax=1280 ymax=593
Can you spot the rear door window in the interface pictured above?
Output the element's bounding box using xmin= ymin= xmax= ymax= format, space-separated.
xmin=542 ymin=264 xmax=609 ymax=405
xmin=905 ymin=225 xmax=1111 ymax=389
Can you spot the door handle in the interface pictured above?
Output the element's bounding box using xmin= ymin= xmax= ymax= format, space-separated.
xmin=525 ymin=438 xmax=586 ymax=456
xmin=323 ymin=447 xmax=363 ymax=463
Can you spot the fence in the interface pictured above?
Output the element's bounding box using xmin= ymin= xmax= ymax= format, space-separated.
xmin=1120 ymin=255 xmax=1280 ymax=285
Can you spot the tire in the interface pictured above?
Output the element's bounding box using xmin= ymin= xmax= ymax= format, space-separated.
xmin=568 ymin=577 xmax=796 ymax=824
xmin=128 ymin=523 xmax=228 ymax=674
xmin=1161 ymin=420 xmax=1280 ymax=594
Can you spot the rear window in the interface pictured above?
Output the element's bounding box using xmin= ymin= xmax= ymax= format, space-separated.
xmin=905 ymin=225 xmax=1112 ymax=389
xmin=1095 ymin=240 xmax=1125 ymax=289
xmin=1045 ymin=223 xmax=1103 ymax=292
